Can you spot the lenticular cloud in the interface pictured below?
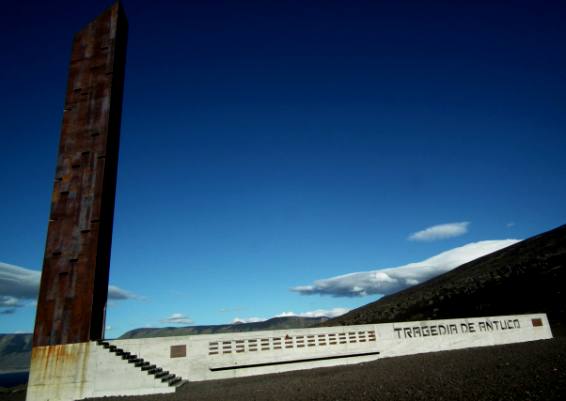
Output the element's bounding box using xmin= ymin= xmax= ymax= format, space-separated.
xmin=292 ymin=239 xmax=520 ymax=297
xmin=408 ymin=222 xmax=470 ymax=242
xmin=0 ymin=261 xmax=139 ymax=312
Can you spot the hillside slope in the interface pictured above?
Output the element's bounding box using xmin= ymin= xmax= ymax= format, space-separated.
xmin=326 ymin=224 xmax=566 ymax=335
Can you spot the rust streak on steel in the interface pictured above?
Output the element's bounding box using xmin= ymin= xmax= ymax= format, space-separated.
xmin=32 ymin=2 xmax=128 ymax=346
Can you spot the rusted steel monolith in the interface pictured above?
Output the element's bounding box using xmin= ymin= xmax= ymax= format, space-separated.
xmin=32 ymin=2 xmax=128 ymax=346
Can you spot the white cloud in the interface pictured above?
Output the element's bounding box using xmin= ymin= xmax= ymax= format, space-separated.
xmin=232 ymin=307 xmax=350 ymax=324
xmin=0 ymin=295 xmax=21 ymax=308
xmin=409 ymin=222 xmax=470 ymax=241
xmin=108 ymin=285 xmax=139 ymax=300
xmin=0 ymin=261 xmax=140 ymax=312
xmin=232 ymin=316 xmax=266 ymax=324
xmin=160 ymin=313 xmax=193 ymax=325
xmin=275 ymin=307 xmax=350 ymax=319
xmin=0 ymin=262 xmax=40 ymax=300
xmin=292 ymin=239 xmax=520 ymax=297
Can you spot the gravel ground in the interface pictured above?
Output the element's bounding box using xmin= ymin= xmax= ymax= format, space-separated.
xmin=3 ymin=338 xmax=565 ymax=401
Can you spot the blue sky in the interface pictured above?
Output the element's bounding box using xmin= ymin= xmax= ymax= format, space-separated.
xmin=1 ymin=0 xmax=565 ymax=337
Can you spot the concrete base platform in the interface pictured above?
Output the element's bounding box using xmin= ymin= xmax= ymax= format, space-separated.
xmin=25 ymin=342 xmax=176 ymax=401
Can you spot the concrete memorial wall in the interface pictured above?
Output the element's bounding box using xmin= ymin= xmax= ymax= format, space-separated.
xmin=117 ymin=313 xmax=552 ymax=382
xmin=26 ymin=313 xmax=552 ymax=400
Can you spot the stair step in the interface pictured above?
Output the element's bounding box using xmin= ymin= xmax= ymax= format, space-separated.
xmin=161 ymin=374 xmax=175 ymax=383
xmin=97 ymin=344 xmax=186 ymax=388
xmin=169 ymin=376 xmax=182 ymax=386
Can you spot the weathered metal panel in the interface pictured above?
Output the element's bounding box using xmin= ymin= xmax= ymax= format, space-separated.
xmin=32 ymin=2 xmax=128 ymax=346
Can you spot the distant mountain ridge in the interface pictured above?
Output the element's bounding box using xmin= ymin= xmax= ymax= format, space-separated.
xmin=119 ymin=316 xmax=329 ymax=339
xmin=0 ymin=334 xmax=32 ymax=373
xmin=326 ymin=224 xmax=566 ymax=336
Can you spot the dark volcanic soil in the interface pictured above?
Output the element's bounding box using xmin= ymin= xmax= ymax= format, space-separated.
xmin=88 ymin=338 xmax=565 ymax=401
xmin=2 ymin=338 xmax=564 ymax=401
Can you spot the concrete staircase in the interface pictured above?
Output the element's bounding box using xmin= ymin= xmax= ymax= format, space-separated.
xmin=97 ymin=340 xmax=187 ymax=388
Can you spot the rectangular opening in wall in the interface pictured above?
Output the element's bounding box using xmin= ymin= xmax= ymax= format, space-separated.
xmin=248 ymin=339 xmax=258 ymax=351
xmin=329 ymin=333 xmax=337 ymax=345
